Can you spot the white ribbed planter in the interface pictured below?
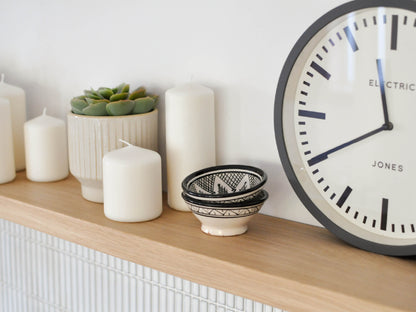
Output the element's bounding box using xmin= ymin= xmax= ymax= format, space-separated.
xmin=67 ymin=110 xmax=158 ymax=203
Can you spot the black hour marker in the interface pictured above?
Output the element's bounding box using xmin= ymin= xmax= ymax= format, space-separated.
xmin=336 ymin=186 xmax=352 ymax=208
xmin=312 ymin=169 xmax=319 ymax=175
xmin=401 ymin=224 xmax=405 ymax=233
xmin=298 ymin=109 xmax=326 ymax=120
xmin=298 ymin=121 xmax=306 ymax=125
xmin=299 ymin=101 xmax=306 ymax=105
xmin=363 ymin=216 xmax=367 ymax=224
xmin=310 ymin=61 xmax=331 ymax=80
xmin=324 ymin=186 xmax=329 ymax=192
xmin=404 ymin=16 xmax=408 ymax=25
xmin=304 ymin=151 xmax=311 ymax=155
xmin=343 ymin=26 xmax=359 ymax=52
xmin=330 ymin=193 xmax=336 ymax=200
xmin=300 ymin=131 xmax=307 ymax=135
xmin=303 ymin=81 xmax=310 ymax=86
xmin=380 ymin=198 xmax=388 ymax=231
xmin=391 ymin=15 xmax=398 ymax=50
xmin=392 ymin=224 xmax=395 ymax=232
xmin=329 ymin=39 xmax=335 ymax=46
xmin=346 ymin=206 xmax=351 ymax=213
xmin=301 ymin=91 xmax=308 ymax=96
xmin=373 ymin=16 xmax=377 ymax=25
xmin=372 ymin=219 xmax=376 ymax=228
xmin=301 ymin=141 xmax=308 ymax=145
xmin=383 ymin=14 xmax=387 ymax=24
xmin=322 ymin=46 xmax=328 ymax=53
xmin=354 ymin=22 xmax=358 ymax=31
xmin=306 ymin=71 xmax=314 ymax=77
xmin=318 ymin=177 xmax=324 ymax=183
xmin=363 ymin=18 xmax=368 ymax=27
xmin=414 ymin=18 xmax=416 ymax=27
xmin=412 ymin=224 xmax=415 ymax=232
xmin=354 ymin=211 xmax=359 ymax=219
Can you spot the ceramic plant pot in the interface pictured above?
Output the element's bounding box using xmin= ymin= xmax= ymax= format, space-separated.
xmin=182 ymin=190 xmax=268 ymax=236
xmin=67 ymin=109 xmax=158 ymax=203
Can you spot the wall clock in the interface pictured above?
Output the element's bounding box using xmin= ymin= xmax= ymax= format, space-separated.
xmin=274 ymin=0 xmax=416 ymax=256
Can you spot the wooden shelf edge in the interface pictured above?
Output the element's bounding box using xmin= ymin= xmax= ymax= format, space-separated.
xmin=0 ymin=173 xmax=415 ymax=312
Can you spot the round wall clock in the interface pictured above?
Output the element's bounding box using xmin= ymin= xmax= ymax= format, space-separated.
xmin=274 ymin=0 xmax=416 ymax=256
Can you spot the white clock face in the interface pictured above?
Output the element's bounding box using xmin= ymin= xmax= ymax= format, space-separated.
xmin=277 ymin=2 xmax=416 ymax=254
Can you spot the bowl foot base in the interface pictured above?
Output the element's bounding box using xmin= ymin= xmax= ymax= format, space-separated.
xmin=200 ymin=224 xmax=248 ymax=236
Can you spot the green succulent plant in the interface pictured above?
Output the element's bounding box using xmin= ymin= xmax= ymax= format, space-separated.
xmin=70 ymin=83 xmax=158 ymax=116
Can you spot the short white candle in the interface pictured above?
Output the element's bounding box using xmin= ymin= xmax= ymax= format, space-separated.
xmin=0 ymin=99 xmax=16 ymax=184
xmin=0 ymin=74 xmax=26 ymax=171
xmin=103 ymin=140 xmax=162 ymax=222
xmin=165 ymin=83 xmax=216 ymax=211
xmin=24 ymin=108 xmax=69 ymax=182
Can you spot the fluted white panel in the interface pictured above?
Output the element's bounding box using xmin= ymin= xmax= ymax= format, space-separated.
xmin=0 ymin=219 xmax=284 ymax=312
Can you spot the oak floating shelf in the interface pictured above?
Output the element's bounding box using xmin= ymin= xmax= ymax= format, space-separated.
xmin=0 ymin=172 xmax=415 ymax=312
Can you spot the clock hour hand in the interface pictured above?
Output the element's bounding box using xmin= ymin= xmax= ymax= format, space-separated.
xmin=376 ymin=59 xmax=393 ymax=130
xmin=308 ymin=124 xmax=388 ymax=166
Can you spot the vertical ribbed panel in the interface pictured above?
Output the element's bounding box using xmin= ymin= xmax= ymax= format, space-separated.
xmin=67 ymin=110 xmax=158 ymax=182
xmin=0 ymin=219 xmax=284 ymax=312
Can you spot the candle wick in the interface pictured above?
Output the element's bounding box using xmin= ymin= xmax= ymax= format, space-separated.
xmin=0 ymin=74 xmax=4 ymax=84
xmin=119 ymin=139 xmax=133 ymax=146
xmin=42 ymin=107 xmax=47 ymax=116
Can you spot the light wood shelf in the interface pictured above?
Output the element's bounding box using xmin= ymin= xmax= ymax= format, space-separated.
xmin=0 ymin=172 xmax=415 ymax=312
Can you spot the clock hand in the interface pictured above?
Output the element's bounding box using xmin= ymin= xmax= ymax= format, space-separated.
xmin=307 ymin=61 xmax=394 ymax=167
xmin=308 ymin=124 xmax=389 ymax=166
xmin=376 ymin=59 xmax=393 ymax=130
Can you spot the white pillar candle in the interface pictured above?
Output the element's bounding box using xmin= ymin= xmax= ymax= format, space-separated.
xmin=103 ymin=140 xmax=162 ymax=222
xmin=0 ymin=74 xmax=26 ymax=171
xmin=165 ymin=83 xmax=216 ymax=211
xmin=0 ymin=99 xmax=16 ymax=184
xmin=24 ymin=108 xmax=69 ymax=182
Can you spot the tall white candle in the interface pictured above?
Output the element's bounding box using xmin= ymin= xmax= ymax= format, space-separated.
xmin=165 ymin=83 xmax=216 ymax=211
xmin=24 ymin=108 xmax=69 ymax=182
xmin=103 ymin=140 xmax=162 ymax=222
xmin=0 ymin=74 xmax=26 ymax=171
xmin=0 ymin=99 xmax=16 ymax=184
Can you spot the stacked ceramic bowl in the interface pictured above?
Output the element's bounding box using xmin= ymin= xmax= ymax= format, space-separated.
xmin=181 ymin=165 xmax=268 ymax=236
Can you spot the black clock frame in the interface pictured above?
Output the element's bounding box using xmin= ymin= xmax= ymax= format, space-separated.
xmin=274 ymin=0 xmax=416 ymax=256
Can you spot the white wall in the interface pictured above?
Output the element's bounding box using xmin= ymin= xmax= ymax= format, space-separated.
xmin=0 ymin=0 xmax=346 ymax=226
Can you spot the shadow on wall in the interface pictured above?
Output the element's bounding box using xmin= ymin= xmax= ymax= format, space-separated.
xmin=245 ymin=159 xmax=321 ymax=227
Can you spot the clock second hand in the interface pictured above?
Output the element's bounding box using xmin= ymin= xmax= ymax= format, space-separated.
xmin=307 ymin=124 xmax=389 ymax=166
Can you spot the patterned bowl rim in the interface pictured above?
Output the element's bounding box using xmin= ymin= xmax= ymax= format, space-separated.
xmin=182 ymin=189 xmax=269 ymax=208
xmin=181 ymin=164 xmax=267 ymax=199
xmin=184 ymin=187 xmax=262 ymax=202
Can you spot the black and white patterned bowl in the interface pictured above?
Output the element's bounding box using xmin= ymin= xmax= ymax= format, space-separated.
xmin=181 ymin=165 xmax=267 ymax=202
xmin=182 ymin=190 xmax=268 ymax=236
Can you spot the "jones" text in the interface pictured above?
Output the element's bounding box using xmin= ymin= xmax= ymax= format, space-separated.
xmin=372 ymin=160 xmax=403 ymax=172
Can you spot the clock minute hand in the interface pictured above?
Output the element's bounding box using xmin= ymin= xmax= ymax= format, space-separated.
xmin=376 ymin=59 xmax=393 ymax=130
xmin=307 ymin=124 xmax=388 ymax=166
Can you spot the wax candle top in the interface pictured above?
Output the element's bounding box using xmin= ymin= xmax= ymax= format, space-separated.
xmin=25 ymin=108 xmax=64 ymax=128
xmin=106 ymin=140 xmax=160 ymax=165
xmin=166 ymin=83 xmax=214 ymax=98
xmin=0 ymin=74 xmax=25 ymax=95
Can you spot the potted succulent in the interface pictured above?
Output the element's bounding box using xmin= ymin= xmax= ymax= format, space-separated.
xmin=67 ymin=83 xmax=159 ymax=203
